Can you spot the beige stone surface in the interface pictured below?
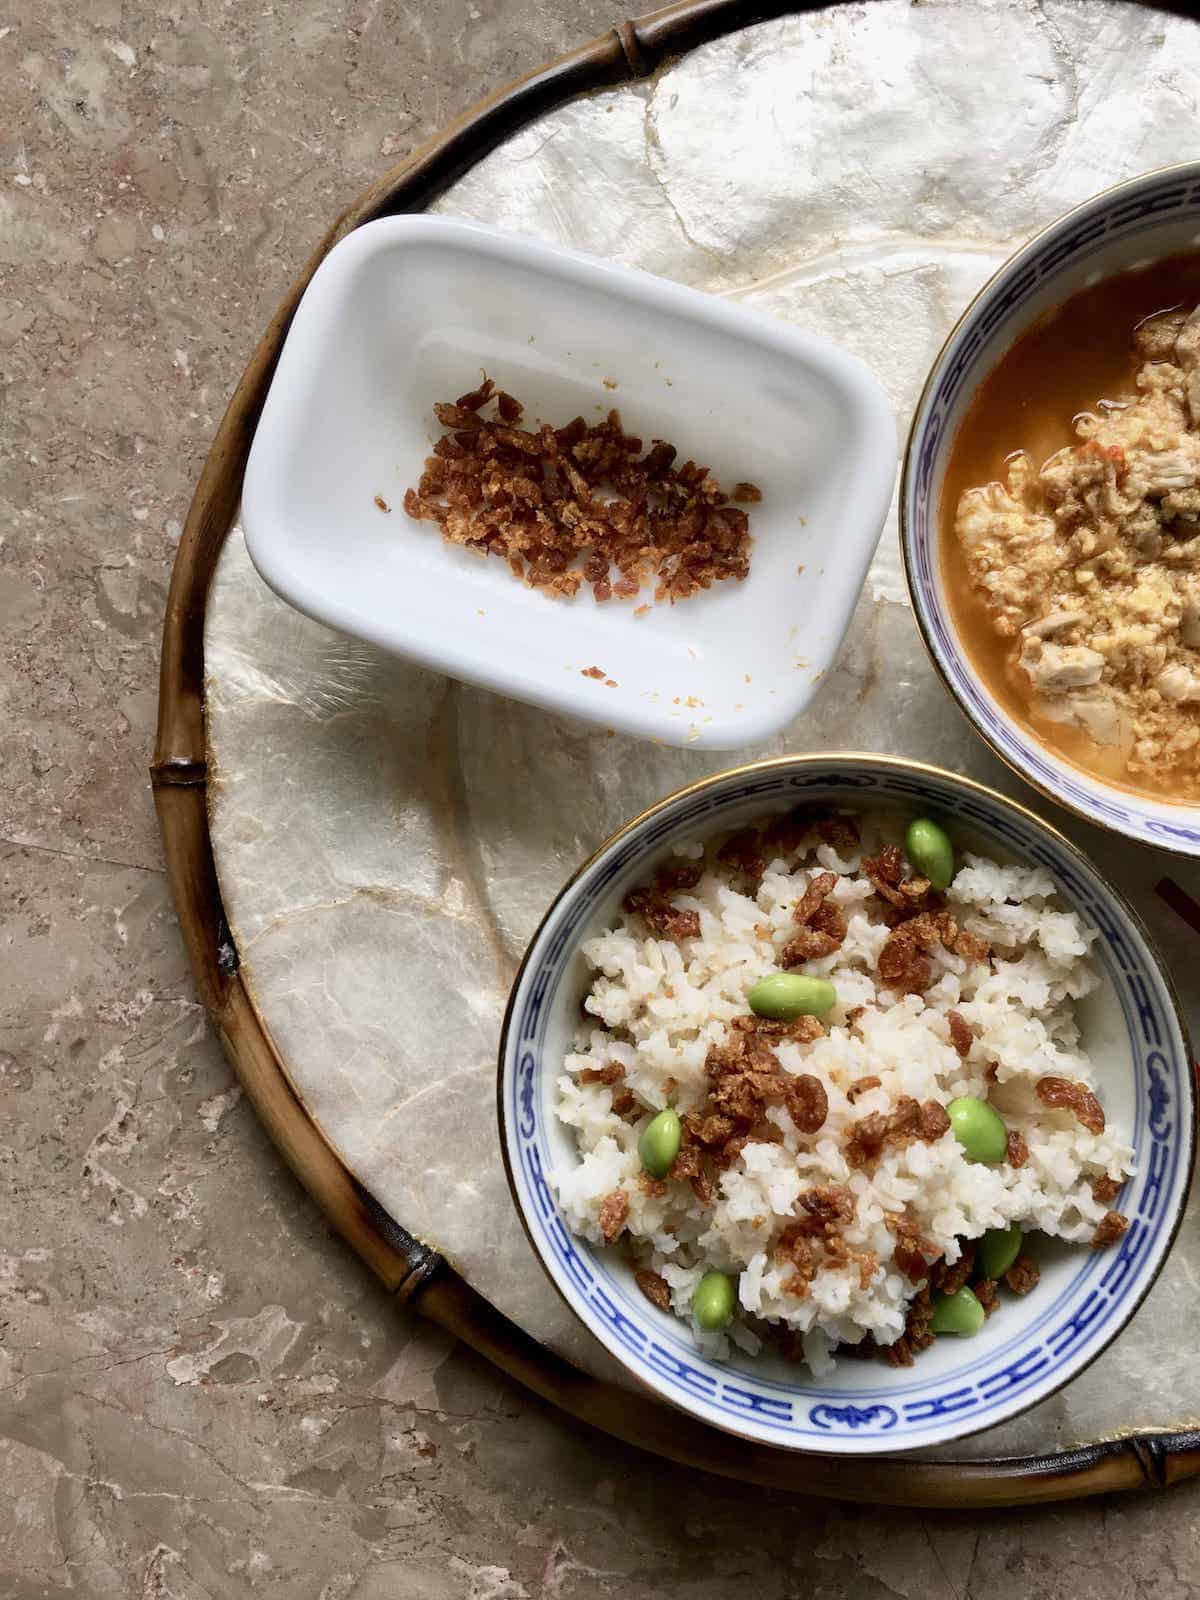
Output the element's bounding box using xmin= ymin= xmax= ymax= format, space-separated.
xmin=3 ymin=1 xmax=1200 ymax=1596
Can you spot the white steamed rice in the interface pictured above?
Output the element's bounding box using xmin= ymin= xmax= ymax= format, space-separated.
xmin=553 ymin=808 xmax=1134 ymax=1375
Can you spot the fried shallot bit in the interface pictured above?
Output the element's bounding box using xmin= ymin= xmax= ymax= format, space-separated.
xmin=845 ymin=1097 xmax=947 ymax=1169
xmin=931 ymin=1244 xmax=976 ymax=1296
xmin=455 ymin=375 xmax=495 ymax=410
xmin=877 ymin=910 xmax=972 ymax=994
xmin=1091 ymin=1174 xmax=1122 ymax=1205
xmin=792 ymin=871 xmax=838 ymax=925
xmin=704 ymin=1030 xmax=783 ymax=1125
xmin=597 ymin=1190 xmax=629 ymax=1243
xmin=897 ymin=875 xmax=935 ymax=908
xmin=775 ymin=1226 xmax=819 ymax=1276
xmin=846 ymin=1075 xmax=881 ymax=1104
xmin=825 ymin=1237 xmax=879 ymax=1289
xmin=887 ymin=1215 xmax=940 ymax=1284
xmin=886 ymin=1096 xmax=923 ymax=1139
xmin=731 ymin=1013 xmax=825 ymax=1043
xmin=668 ymin=1144 xmax=703 ymax=1184
xmin=876 ymin=921 xmax=935 ymax=993
xmin=893 ymin=1243 xmax=931 ymax=1283
xmin=947 ymin=1010 xmax=974 ymax=1058
xmin=716 ymin=1133 xmax=751 ymax=1170
xmin=1006 ymin=1129 xmax=1030 ymax=1168
xmin=578 ymin=1062 xmax=625 ymax=1086
xmin=1090 ymin=1210 xmax=1129 ymax=1249
xmin=783 ymin=1073 xmax=829 ymax=1134
xmin=1035 ymin=1075 xmax=1105 ymax=1135
xmin=621 ymin=885 xmax=701 ymax=942
xmin=781 ymin=925 xmax=843 ymax=965
xmin=717 ymin=828 xmax=767 ymax=881
xmin=1003 ymin=1256 xmax=1041 ymax=1295
xmin=761 ymin=805 xmax=820 ymax=854
xmin=654 ymin=859 xmax=705 ymax=892
xmin=685 ymin=1112 xmax=736 ymax=1148
xmin=403 ymin=381 xmax=759 ymax=603
xmin=844 ymin=1111 xmax=889 ymax=1170
xmin=433 ymin=401 xmax=484 ymax=429
xmin=917 ymin=1099 xmax=952 ymax=1141
xmin=955 ymin=927 xmax=991 ymax=964
xmin=974 ymin=1277 xmax=999 ymax=1317
xmin=689 ymin=1166 xmax=715 ymax=1205
xmin=862 ymin=845 xmax=905 ymax=905
xmin=884 ymin=1285 xmax=936 ymax=1367
xmin=814 ymin=814 xmax=860 ymax=853
xmin=635 ymin=1268 xmax=672 ymax=1310
xmin=611 ymin=1088 xmax=637 ymax=1117
xmin=798 ymin=1183 xmax=855 ymax=1230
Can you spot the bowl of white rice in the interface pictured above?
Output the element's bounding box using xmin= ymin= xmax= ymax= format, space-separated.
xmin=498 ymin=755 xmax=1194 ymax=1454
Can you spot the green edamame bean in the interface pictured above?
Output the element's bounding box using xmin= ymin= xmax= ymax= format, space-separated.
xmin=748 ymin=972 xmax=837 ymax=1021
xmin=930 ymin=1285 xmax=986 ymax=1337
xmin=905 ymin=817 xmax=955 ymax=891
xmin=978 ymin=1224 xmax=1022 ymax=1281
xmin=947 ymin=1096 xmax=1009 ymax=1165
xmin=638 ymin=1108 xmax=682 ymax=1179
xmin=692 ymin=1270 xmax=737 ymax=1331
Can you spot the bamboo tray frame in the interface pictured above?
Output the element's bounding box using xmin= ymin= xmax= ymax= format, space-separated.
xmin=152 ymin=0 xmax=1200 ymax=1505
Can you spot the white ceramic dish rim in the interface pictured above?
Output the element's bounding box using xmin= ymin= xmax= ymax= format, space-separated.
xmin=241 ymin=214 xmax=897 ymax=750
xmin=901 ymin=161 xmax=1200 ymax=857
xmin=497 ymin=753 xmax=1195 ymax=1456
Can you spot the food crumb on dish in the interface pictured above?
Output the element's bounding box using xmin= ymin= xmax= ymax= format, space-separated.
xmin=373 ymin=495 xmax=391 ymax=512
xmin=634 ymin=604 xmax=651 ymax=618
xmin=605 ymin=679 xmax=618 ymax=688
xmin=401 ymin=374 xmax=760 ymax=606
xmin=582 ymin=665 xmax=607 ymax=680
xmin=554 ymin=806 xmax=1131 ymax=1373
xmin=602 ymin=377 xmax=619 ymax=390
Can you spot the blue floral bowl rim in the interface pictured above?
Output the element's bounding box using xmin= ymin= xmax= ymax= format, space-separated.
xmin=898 ymin=159 xmax=1200 ymax=858
xmin=495 ymin=752 xmax=1195 ymax=1457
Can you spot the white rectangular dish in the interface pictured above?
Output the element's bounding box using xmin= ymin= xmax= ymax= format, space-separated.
xmin=242 ymin=216 xmax=895 ymax=748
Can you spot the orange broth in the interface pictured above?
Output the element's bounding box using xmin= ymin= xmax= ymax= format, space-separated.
xmin=940 ymin=254 xmax=1200 ymax=805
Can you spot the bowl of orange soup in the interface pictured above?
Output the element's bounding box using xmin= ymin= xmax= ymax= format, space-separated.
xmin=902 ymin=164 xmax=1200 ymax=856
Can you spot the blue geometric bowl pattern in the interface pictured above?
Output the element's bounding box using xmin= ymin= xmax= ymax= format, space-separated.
xmin=903 ymin=165 xmax=1200 ymax=856
xmin=499 ymin=758 xmax=1194 ymax=1455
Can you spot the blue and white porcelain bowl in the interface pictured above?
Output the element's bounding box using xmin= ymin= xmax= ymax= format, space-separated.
xmin=902 ymin=163 xmax=1200 ymax=857
xmin=497 ymin=755 xmax=1193 ymax=1455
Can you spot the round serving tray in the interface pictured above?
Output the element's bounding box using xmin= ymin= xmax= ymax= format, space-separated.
xmin=154 ymin=0 xmax=1200 ymax=1504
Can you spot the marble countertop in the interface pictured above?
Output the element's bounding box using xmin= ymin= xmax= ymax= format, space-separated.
xmin=5 ymin=0 xmax=1200 ymax=1593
